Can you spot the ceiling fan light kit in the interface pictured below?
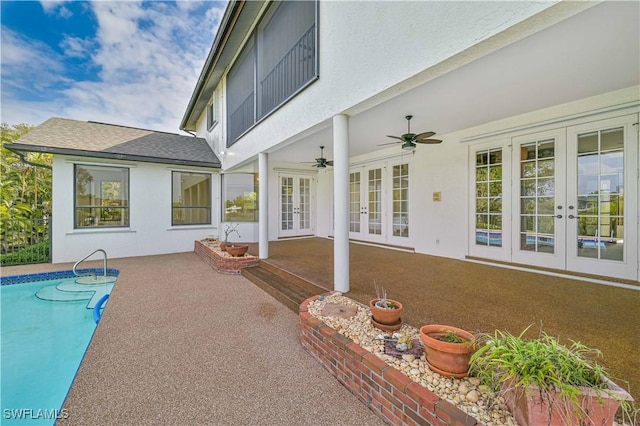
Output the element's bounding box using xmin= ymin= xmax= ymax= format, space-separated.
xmin=379 ymin=115 xmax=442 ymax=150
xmin=303 ymin=145 xmax=334 ymax=169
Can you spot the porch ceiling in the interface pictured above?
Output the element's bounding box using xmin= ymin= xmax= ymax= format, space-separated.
xmin=269 ymin=1 xmax=639 ymax=164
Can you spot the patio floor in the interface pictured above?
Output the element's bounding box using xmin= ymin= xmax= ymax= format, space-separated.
xmin=2 ymin=253 xmax=383 ymax=425
xmin=3 ymin=237 xmax=638 ymax=423
xmin=247 ymin=237 xmax=639 ymax=402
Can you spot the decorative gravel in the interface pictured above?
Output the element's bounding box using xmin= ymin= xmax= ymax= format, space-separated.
xmin=308 ymin=292 xmax=634 ymax=426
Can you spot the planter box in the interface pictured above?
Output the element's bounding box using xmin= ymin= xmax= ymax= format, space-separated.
xmin=194 ymin=240 xmax=259 ymax=274
xmin=503 ymin=376 xmax=633 ymax=426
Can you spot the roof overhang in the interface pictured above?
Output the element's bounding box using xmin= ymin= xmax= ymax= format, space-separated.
xmin=180 ymin=0 xmax=266 ymax=132
xmin=7 ymin=143 xmax=221 ymax=169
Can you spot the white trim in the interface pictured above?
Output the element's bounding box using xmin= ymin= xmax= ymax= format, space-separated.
xmin=166 ymin=226 xmax=216 ymax=231
xmin=464 ymin=258 xmax=640 ymax=291
xmin=66 ymin=229 xmax=136 ymax=235
xmin=273 ymin=167 xmax=317 ymax=175
xmin=460 ymin=101 xmax=640 ymax=143
xmin=65 ymin=159 xmax=137 ymax=168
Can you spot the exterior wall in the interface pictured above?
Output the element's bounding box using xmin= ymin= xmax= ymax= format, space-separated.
xmin=51 ymin=155 xmax=220 ymax=263
xmin=202 ymin=1 xmax=562 ymax=169
xmin=311 ymin=87 xmax=640 ymax=261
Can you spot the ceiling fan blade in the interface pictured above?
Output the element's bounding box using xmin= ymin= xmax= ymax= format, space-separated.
xmin=377 ymin=141 xmax=401 ymax=146
xmin=415 ymin=131 xmax=436 ymax=139
xmin=386 ymin=135 xmax=405 ymax=141
xmin=326 ymin=160 xmax=334 ymax=166
xmin=415 ymin=139 xmax=443 ymax=144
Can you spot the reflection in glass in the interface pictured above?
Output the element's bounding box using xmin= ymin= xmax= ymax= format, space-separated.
xmin=519 ymin=140 xmax=555 ymax=253
xmin=475 ymin=148 xmax=502 ymax=247
xmin=576 ymin=127 xmax=624 ymax=261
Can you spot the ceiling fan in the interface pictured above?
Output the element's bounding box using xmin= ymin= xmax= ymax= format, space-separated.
xmin=304 ymin=146 xmax=333 ymax=169
xmin=378 ymin=115 xmax=442 ymax=151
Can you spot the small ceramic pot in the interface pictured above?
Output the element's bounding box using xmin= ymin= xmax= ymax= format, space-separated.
xmin=226 ymin=243 xmax=248 ymax=257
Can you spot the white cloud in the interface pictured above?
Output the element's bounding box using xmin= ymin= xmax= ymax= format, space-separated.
xmin=2 ymin=1 xmax=227 ymax=132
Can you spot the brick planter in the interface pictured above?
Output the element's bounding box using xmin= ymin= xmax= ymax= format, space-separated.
xmin=300 ymin=295 xmax=481 ymax=426
xmin=195 ymin=240 xmax=259 ymax=275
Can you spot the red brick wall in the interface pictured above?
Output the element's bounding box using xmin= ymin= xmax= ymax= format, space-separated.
xmin=194 ymin=240 xmax=259 ymax=274
xmin=299 ymin=296 xmax=481 ymax=426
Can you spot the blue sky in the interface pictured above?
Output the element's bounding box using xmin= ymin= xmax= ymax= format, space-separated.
xmin=1 ymin=0 xmax=227 ymax=133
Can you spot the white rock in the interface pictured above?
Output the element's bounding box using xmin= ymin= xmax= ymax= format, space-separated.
xmin=466 ymin=390 xmax=480 ymax=403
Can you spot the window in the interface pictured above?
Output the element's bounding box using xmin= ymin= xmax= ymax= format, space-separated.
xmin=227 ymin=0 xmax=317 ymax=145
xmin=172 ymin=172 xmax=211 ymax=225
xmin=75 ymin=165 xmax=129 ymax=228
xmin=206 ymin=99 xmax=217 ymax=130
xmin=475 ymin=148 xmax=502 ymax=247
xmin=222 ymin=174 xmax=258 ymax=222
xmin=392 ymin=164 xmax=409 ymax=237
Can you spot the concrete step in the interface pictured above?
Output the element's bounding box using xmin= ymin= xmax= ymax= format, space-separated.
xmin=241 ymin=262 xmax=325 ymax=313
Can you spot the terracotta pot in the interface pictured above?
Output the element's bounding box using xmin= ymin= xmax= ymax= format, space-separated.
xmin=226 ymin=243 xmax=248 ymax=257
xmin=502 ymin=376 xmax=633 ymax=426
xmin=419 ymin=324 xmax=475 ymax=378
xmin=219 ymin=241 xmax=228 ymax=252
xmin=369 ymin=299 xmax=403 ymax=326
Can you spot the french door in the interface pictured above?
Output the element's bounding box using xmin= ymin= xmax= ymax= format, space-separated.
xmin=279 ymin=174 xmax=313 ymax=237
xmin=349 ymin=166 xmax=385 ymax=243
xmin=509 ymin=114 xmax=638 ymax=279
xmin=349 ymin=162 xmax=411 ymax=245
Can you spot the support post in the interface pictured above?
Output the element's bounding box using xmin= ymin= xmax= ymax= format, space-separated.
xmin=333 ymin=114 xmax=350 ymax=293
xmin=258 ymin=152 xmax=269 ymax=259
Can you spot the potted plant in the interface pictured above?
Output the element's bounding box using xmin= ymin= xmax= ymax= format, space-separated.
xmin=226 ymin=243 xmax=249 ymax=257
xmin=419 ymin=324 xmax=476 ymax=378
xmin=469 ymin=327 xmax=635 ymax=426
xmin=220 ymin=223 xmax=241 ymax=251
xmin=369 ymin=282 xmax=403 ymax=331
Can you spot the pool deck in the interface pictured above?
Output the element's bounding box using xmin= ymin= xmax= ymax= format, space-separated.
xmin=3 ymin=239 xmax=639 ymax=423
xmin=2 ymin=253 xmax=383 ymax=425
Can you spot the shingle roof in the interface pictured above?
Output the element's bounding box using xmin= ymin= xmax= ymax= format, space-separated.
xmin=9 ymin=117 xmax=221 ymax=168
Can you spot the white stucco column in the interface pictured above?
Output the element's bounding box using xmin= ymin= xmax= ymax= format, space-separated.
xmin=333 ymin=114 xmax=350 ymax=293
xmin=258 ymin=152 xmax=269 ymax=259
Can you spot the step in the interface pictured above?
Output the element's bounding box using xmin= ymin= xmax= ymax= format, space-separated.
xmin=258 ymin=260 xmax=328 ymax=296
xmin=242 ymin=266 xmax=318 ymax=313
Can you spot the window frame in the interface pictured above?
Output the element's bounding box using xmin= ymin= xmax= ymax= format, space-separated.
xmin=74 ymin=164 xmax=130 ymax=229
xmin=222 ymin=173 xmax=259 ymax=223
xmin=206 ymin=99 xmax=217 ymax=131
xmin=171 ymin=171 xmax=212 ymax=226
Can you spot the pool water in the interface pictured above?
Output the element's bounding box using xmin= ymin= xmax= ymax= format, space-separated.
xmin=1 ymin=274 xmax=116 ymax=425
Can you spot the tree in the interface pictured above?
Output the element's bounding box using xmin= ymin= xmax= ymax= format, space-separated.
xmin=1 ymin=123 xmax=52 ymax=220
xmin=1 ymin=123 xmax=52 ymax=259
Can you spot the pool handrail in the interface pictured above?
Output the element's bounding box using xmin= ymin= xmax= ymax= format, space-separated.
xmin=73 ymin=249 xmax=108 ymax=279
xmin=93 ymin=294 xmax=110 ymax=323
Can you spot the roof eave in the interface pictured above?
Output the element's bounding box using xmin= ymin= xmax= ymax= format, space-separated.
xmin=7 ymin=143 xmax=222 ymax=169
xmin=179 ymin=0 xmax=244 ymax=132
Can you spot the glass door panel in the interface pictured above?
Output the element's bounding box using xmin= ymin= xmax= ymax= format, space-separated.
xmin=281 ymin=176 xmax=294 ymax=231
xmin=512 ymin=130 xmax=565 ymax=270
xmin=368 ymin=168 xmax=382 ymax=236
xmin=576 ymin=128 xmax=624 ymax=261
xmin=392 ymin=164 xmax=409 ymax=238
xmin=567 ymin=114 xmax=637 ymax=280
xmin=349 ymin=172 xmax=361 ymax=233
xmin=298 ymin=177 xmax=311 ymax=233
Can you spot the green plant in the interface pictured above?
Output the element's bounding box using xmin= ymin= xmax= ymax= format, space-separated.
xmin=437 ymin=329 xmax=465 ymax=344
xmin=374 ymin=281 xmax=397 ymax=310
xmin=469 ymin=325 xmax=634 ymax=422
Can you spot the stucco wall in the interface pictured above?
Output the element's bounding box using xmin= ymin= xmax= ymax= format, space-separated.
xmin=214 ymin=0 xmax=560 ymax=169
xmin=51 ymin=156 xmax=220 ymax=263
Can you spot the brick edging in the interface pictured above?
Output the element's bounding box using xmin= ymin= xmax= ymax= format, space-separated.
xmin=299 ymin=295 xmax=481 ymax=426
xmin=194 ymin=240 xmax=259 ymax=275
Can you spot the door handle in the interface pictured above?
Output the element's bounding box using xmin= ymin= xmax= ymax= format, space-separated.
xmin=556 ymin=215 xmax=563 ymax=219
xmin=568 ymin=214 xmax=576 ymax=219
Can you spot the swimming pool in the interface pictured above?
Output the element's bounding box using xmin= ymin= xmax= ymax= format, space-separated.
xmin=1 ymin=270 xmax=118 ymax=425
